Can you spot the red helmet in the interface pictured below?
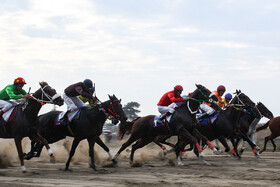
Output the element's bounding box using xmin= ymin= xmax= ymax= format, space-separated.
xmin=14 ymin=77 xmax=26 ymax=84
xmin=217 ymin=85 xmax=225 ymax=91
xmin=174 ymin=85 xmax=183 ymax=91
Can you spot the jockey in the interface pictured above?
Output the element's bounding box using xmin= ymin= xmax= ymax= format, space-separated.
xmin=59 ymin=79 xmax=97 ymax=125
xmin=197 ymin=85 xmax=226 ymax=121
xmin=157 ymin=85 xmax=188 ymax=124
xmin=0 ymin=77 xmax=31 ymax=118
xmin=223 ymin=93 xmax=233 ymax=108
xmin=77 ymin=86 xmax=97 ymax=107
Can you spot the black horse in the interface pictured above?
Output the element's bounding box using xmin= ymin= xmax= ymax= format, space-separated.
xmin=113 ymin=84 xmax=219 ymax=166
xmin=235 ymin=102 xmax=274 ymax=154
xmin=0 ymin=82 xmax=64 ymax=172
xmin=25 ymin=94 xmax=127 ymax=172
xmin=174 ymin=90 xmax=261 ymax=159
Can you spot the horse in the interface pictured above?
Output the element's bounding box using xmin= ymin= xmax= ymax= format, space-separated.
xmin=236 ymin=102 xmax=274 ymax=154
xmin=171 ymin=90 xmax=261 ymax=160
xmin=0 ymin=82 xmax=64 ymax=172
xmin=24 ymin=94 xmax=127 ymax=172
xmin=256 ymin=116 xmax=280 ymax=153
xmin=113 ymin=84 xmax=219 ymax=166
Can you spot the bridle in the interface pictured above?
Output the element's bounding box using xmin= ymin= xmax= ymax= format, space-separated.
xmin=187 ymin=86 xmax=216 ymax=114
xmin=29 ymin=85 xmax=61 ymax=105
xmin=100 ymin=99 xmax=121 ymax=119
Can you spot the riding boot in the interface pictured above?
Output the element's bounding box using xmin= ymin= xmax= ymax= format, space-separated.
xmin=157 ymin=112 xmax=171 ymax=125
xmin=59 ymin=112 xmax=69 ymax=126
xmin=196 ymin=113 xmax=208 ymax=123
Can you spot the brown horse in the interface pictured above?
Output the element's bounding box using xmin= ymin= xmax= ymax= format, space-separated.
xmin=0 ymin=82 xmax=64 ymax=173
xmin=256 ymin=116 xmax=280 ymax=153
xmin=113 ymin=84 xmax=219 ymax=166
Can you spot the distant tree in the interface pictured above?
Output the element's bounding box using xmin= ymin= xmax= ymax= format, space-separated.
xmin=123 ymin=101 xmax=141 ymax=121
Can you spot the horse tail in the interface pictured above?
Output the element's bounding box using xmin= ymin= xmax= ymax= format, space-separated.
xmin=118 ymin=117 xmax=141 ymax=140
xmin=256 ymin=121 xmax=269 ymax=132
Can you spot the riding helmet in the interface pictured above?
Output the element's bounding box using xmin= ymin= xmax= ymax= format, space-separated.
xmin=174 ymin=85 xmax=183 ymax=91
xmin=14 ymin=77 xmax=26 ymax=84
xmin=83 ymin=79 xmax=93 ymax=88
xmin=217 ymin=85 xmax=226 ymax=91
xmin=225 ymin=93 xmax=232 ymax=99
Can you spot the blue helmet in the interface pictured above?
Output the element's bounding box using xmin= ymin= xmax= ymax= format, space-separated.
xmin=225 ymin=93 xmax=232 ymax=99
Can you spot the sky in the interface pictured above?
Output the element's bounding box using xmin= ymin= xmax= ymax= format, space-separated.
xmin=0 ymin=0 xmax=279 ymax=122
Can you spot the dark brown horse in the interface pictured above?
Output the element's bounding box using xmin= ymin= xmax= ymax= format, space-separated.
xmin=113 ymin=84 xmax=219 ymax=166
xmin=0 ymin=82 xmax=64 ymax=172
xmin=256 ymin=116 xmax=280 ymax=153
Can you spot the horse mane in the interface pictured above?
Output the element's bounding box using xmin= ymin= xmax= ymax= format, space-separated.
xmin=39 ymin=81 xmax=49 ymax=88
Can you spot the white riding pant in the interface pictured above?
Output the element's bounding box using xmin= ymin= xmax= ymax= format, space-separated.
xmin=0 ymin=100 xmax=18 ymax=112
xmin=199 ymin=103 xmax=215 ymax=115
xmin=63 ymin=93 xmax=86 ymax=111
xmin=158 ymin=102 xmax=183 ymax=115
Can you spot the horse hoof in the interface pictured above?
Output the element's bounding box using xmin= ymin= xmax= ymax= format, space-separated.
xmin=178 ymin=162 xmax=184 ymax=166
xmin=203 ymin=160 xmax=211 ymax=166
xmin=50 ymin=158 xmax=56 ymax=164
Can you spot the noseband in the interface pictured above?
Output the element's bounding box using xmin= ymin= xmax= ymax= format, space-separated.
xmin=104 ymin=99 xmax=120 ymax=119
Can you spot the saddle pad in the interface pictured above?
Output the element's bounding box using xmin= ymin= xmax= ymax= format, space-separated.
xmin=56 ymin=110 xmax=81 ymax=125
xmin=197 ymin=111 xmax=219 ymax=125
xmin=2 ymin=106 xmax=17 ymax=122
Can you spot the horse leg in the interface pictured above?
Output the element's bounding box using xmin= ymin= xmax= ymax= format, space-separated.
xmin=112 ymin=135 xmax=140 ymax=165
xmin=24 ymin=140 xmax=36 ymax=160
xmin=192 ymin=128 xmax=218 ymax=155
xmin=65 ymin=137 xmax=81 ymax=171
xmin=130 ymin=137 xmax=153 ymax=165
xmin=260 ymin=134 xmax=275 ymax=154
xmin=95 ymin=137 xmax=113 ymax=161
xmin=153 ymin=140 xmax=168 ymax=155
xmin=239 ymin=131 xmax=259 ymax=157
xmin=217 ymin=136 xmax=230 ymax=153
xmin=14 ymin=138 xmax=26 ymax=173
xmin=178 ymin=128 xmax=210 ymax=165
xmin=271 ymin=139 xmax=277 ymax=152
xmin=87 ymin=137 xmax=97 ymax=172
xmin=33 ymin=133 xmax=55 ymax=163
xmin=229 ymin=138 xmax=241 ymax=159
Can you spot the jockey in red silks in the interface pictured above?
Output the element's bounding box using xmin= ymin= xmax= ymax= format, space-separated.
xmin=157 ymin=85 xmax=188 ymax=124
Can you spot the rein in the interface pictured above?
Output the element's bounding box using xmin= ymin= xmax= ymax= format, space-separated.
xmin=186 ymin=86 xmax=215 ymax=114
xmin=29 ymin=85 xmax=61 ymax=105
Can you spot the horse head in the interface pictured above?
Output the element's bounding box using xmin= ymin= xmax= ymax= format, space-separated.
xmin=231 ymin=90 xmax=261 ymax=118
xmin=193 ymin=84 xmax=218 ymax=103
xmin=257 ymin=102 xmax=274 ymax=120
xmin=108 ymin=94 xmax=127 ymax=124
xmin=31 ymin=82 xmax=64 ymax=106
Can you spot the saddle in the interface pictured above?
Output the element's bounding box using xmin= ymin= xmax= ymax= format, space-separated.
xmin=153 ymin=112 xmax=176 ymax=127
xmin=56 ymin=108 xmax=83 ymax=125
xmin=196 ymin=111 xmax=219 ymax=125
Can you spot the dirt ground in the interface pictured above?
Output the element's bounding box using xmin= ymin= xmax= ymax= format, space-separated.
xmin=0 ymin=128 xmax=280 ymax=187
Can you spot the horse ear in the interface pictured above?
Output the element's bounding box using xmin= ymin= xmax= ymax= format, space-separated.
xmin=195 ymin=84 xmax=200 ymax=88
xmin=119 ymin=99 xmax=122 ymax=102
